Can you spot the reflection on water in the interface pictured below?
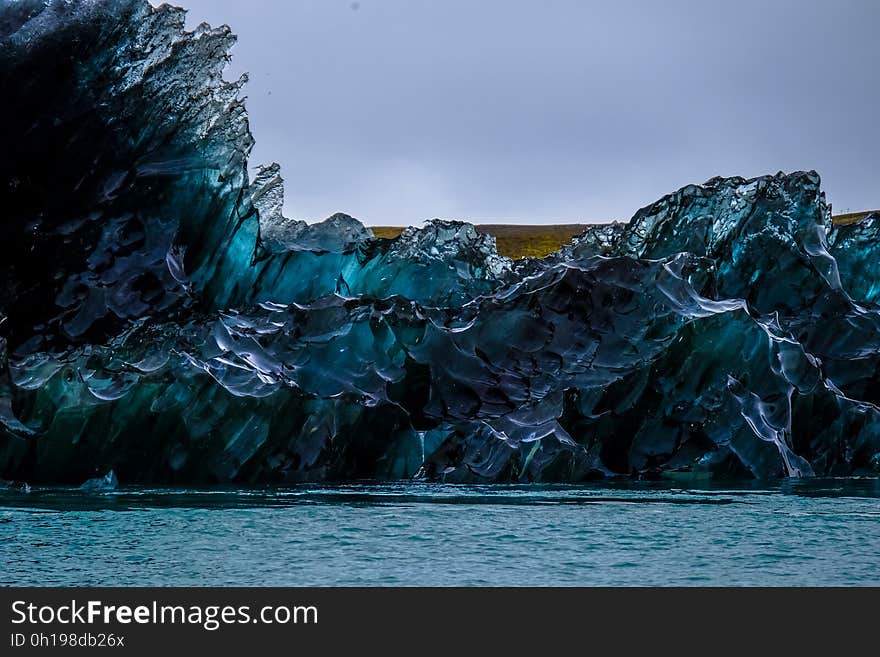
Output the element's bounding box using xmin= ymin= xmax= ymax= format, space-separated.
xmin=2 ymin=479 xmax=879 ymax=586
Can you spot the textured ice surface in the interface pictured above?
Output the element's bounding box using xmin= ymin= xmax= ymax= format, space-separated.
xmin=2 ymin=0 xmax=880 ymax=484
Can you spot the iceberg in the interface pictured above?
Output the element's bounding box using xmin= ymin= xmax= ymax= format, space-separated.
xmin=1 ymin=0 xmax=879 ymax=484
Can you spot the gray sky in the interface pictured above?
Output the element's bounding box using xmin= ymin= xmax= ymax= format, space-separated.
xmin=168 ymin=0 xmax=879 ymax=226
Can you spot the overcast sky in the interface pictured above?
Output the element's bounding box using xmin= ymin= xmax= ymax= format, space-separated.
xmin=168 ymin=0 xmax=879 ymax=226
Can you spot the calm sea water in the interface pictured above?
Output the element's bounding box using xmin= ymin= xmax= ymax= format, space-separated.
xmin=2 ymin=480 xmax=879 ymax=586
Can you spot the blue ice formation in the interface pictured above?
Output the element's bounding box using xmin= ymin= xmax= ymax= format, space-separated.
xmin=1 ymin=0 xmax=879 ymax=484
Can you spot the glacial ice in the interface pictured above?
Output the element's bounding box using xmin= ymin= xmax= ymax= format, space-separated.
xmin=1 ymin=0 xmax=880 ymax=484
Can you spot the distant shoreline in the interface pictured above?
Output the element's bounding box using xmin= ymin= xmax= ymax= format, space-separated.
xmin=371 ymin=211 xmax=879 ymax=259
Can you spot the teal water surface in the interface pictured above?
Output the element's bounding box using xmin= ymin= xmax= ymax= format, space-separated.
xmin=2 ymin=480 xmax=879 ymax=586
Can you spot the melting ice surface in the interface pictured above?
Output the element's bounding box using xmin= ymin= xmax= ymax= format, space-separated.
xmin=2 ymin=0 xmax=880 ymax=486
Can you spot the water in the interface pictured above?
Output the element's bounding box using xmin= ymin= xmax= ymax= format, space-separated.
xmin=2 ymin=480 xmax=879 ymax=586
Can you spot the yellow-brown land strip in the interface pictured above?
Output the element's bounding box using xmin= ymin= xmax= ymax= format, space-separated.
xmin=370 ymin=211 xmax=878 ymax=259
